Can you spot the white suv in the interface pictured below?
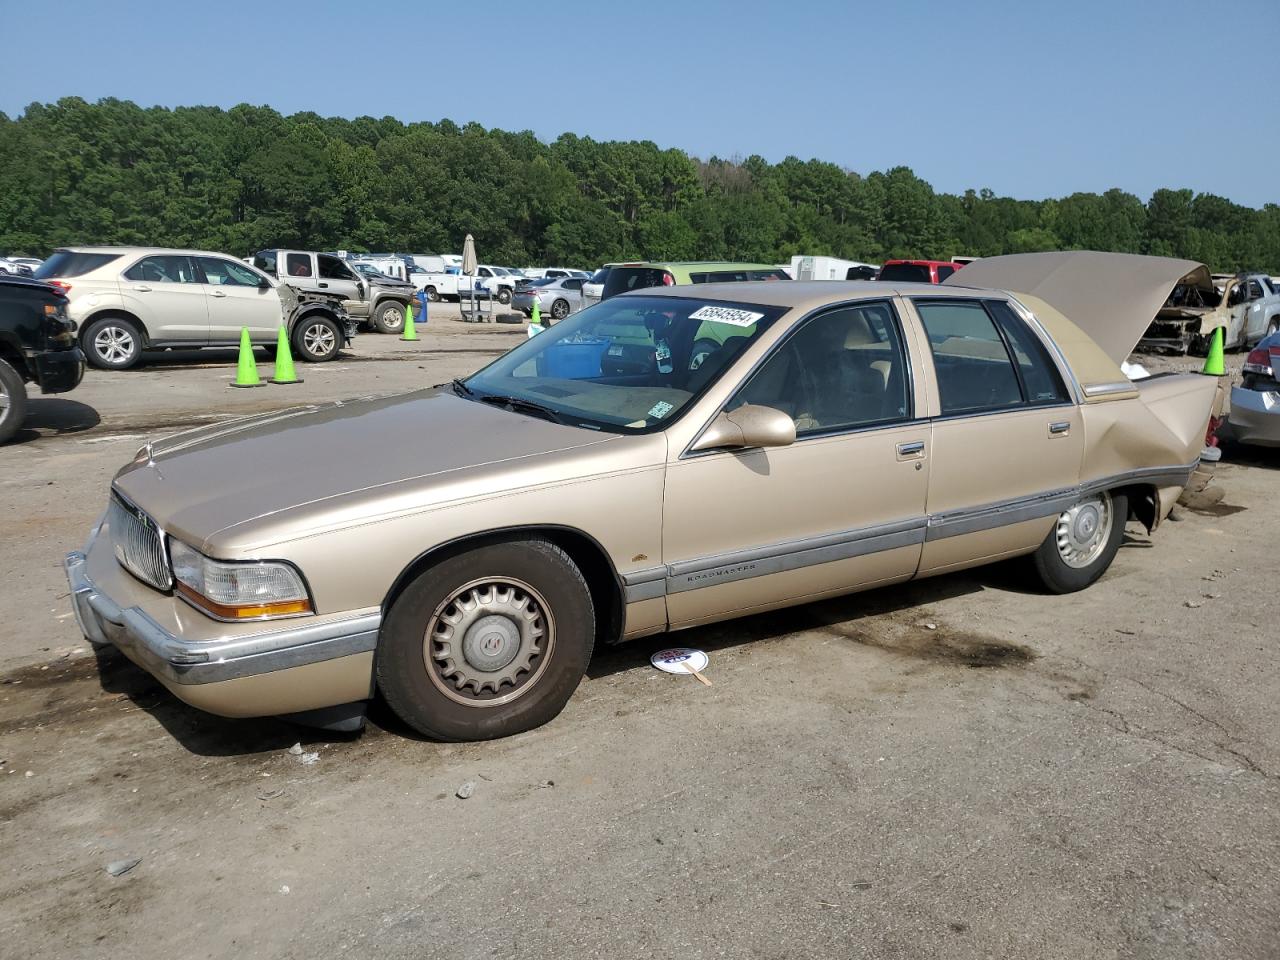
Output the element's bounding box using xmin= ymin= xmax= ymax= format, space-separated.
xmin=35 ymin=247 xmax=356 ymax=369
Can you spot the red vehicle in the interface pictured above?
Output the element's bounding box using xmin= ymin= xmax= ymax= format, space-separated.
xmin=876 ymin=259 xmax=963 ymax=284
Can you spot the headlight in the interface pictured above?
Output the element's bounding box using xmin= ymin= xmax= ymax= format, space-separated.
xmin=169 ymin=539 xmax=313 ymax=621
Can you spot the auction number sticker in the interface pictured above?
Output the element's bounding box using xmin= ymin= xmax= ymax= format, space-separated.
xmin=688 ymin=305 xmax=764 ymax=328
xmin=648 ymin=400 xmax=675 ymax=419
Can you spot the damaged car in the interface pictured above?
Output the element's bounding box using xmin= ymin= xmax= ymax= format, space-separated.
xmin=1228 ymin=329 xmax=1280 ymax=447
xmin=66 ymin=251 xmax=1216 ymax=741
xmin=1141 ymin=265 xmax=1280 ymax=354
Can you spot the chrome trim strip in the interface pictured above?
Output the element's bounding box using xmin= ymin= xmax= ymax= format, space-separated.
xmin=1082 ymin=380 xmax=1137 ymax=398
xmin=1048 ymin=420 xmax=1071 ymax=435
xmin=926 ymin=488 xmax=1079 ymax=541
xmin=624 ymin=580 xmax=666 ymax=603
xmin=64 ymin=550 xmax=379 ymax=685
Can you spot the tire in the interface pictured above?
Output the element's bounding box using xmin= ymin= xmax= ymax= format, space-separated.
xmin=83 ymin=316 xmax=143 ymax=370
xmin=377 ymin=539 xmax=596 ymax=741
xmin=497 ymin=287 xmax=512 ymax=305
xmin=373 ymin=300 xmax=406 ymax=335
xmin=551 ymin=298 xmax=570 ymax=320
xmin=424 ymin=286 xmax=440 ymax=303
xmin=1030 ymin=490 xmax=1128 ymax=594
xmin=292 ymin=314 xmax=342 ymax=362
xmin=689 ymin=338 xmax=719 ymax=370
xmin=0 ymin=359 xmax=28 ymax=445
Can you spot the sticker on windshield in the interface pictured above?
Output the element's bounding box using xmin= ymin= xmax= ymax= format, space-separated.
xmin=648 ymin=401 xmax=674 ymax=419
xmin=688 ymin=305 xmax=764 ymax=328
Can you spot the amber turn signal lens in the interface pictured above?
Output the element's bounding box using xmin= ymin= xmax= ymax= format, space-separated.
xmin=176 ymin=582 xmax=312 ymax=620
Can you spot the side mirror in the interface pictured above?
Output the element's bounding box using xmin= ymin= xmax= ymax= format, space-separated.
xmin=690 ymin=404 xmax=796 ymax=453
xmin=258 ymin=277 xmax=271 ymax=290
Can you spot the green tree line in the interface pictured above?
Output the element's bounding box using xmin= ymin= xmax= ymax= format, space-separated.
xmin=2 ymin=97 xmax=1278 ymax=272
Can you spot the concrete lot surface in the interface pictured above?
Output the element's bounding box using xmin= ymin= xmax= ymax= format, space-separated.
xmin=1 ymin=306 xmax=1277 ymax=959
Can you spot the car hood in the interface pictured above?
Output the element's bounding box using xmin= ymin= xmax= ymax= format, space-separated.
xmin=943 ymin=251 xmax=1210 ymax=364
xmin=112 ymin=390 xmax=617 ymax=551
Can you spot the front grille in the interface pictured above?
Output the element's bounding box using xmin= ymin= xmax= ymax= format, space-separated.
xmin=108 ymin=494 xmax=172 ymax=591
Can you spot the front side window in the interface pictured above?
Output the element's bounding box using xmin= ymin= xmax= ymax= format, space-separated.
xmin=464 ymin=295 xmax=786 ymax=434
xmin=123 ymin=255 xmax=201 ymax=284
xmin=1248 ymin=280 xmax=1265 ymax=300
xmin=318 ymin=255 xmax=355 ymax=281
xmin=914 ymin=300 xmax=1023 ymax=415
xmin=285 ymin=253 xmax=313 ymax=278
xmin=732 ymin=302 xmax=911 ymax=435
xmin=198 ymin=257 xmax=263 ymax=287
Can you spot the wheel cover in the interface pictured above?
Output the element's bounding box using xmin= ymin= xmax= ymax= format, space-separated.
xmin=0 ymin=379 xmax=9 ymax=418
xmin=1055 ymin=492 xmax=1113 ymax=569
xmin=94 ymin=325 xmax=135 ymax=364
xmin=302 ymin=322 xmax=335 ymax=356
xmin=424 ymin=577 xmax=555 ymax=707
xmin=381 ymin=305 xmax=403 ymax=329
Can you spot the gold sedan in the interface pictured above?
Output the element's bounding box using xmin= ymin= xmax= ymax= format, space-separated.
xmin=66 ymin=252 xmax=1217 ymax=741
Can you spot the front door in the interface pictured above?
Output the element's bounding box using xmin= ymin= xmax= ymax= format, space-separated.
xmin=662 ymin=301 xmax=930 ymax=628
xmin=907 ymin=297 xmax=1083 ymax=575
xmin=196 ymin=256 xmax=283 ymax=343
xmin=317 ymin=254 xmax=367 ymax=318
xmin=120 ymin=254 xmax=209 ymax=343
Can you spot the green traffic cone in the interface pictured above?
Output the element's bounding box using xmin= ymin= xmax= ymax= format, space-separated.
xmin=1201 ymin=326 xmax=1224 ymax=376
xmin=230 ymin=326 xmax=264 ymax=388
xmin=271 ymin=325 xmax=302 ymax=385
xmin=400 ymin=301 xmax=418 ymax=342
xmin=530 ymin=297 xmax=541 ymax=327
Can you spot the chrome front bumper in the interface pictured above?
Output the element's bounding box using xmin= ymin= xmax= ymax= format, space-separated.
xmin=64 ymin=550 xmax=381 ymax=686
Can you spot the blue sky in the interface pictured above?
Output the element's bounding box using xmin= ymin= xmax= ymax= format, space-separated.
xmin=2 ymin=0 xmax=1275 ymax=207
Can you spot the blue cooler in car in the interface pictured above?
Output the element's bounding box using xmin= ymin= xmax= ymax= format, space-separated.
xmin=539 ymin=338 xmax=611 ymax=379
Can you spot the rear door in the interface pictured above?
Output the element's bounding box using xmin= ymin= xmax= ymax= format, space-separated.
xmin=317 ymin=254 xmax=367 ymax=317
xmin=196 ymin=256 xmax=282 ymax=343
xmin=281 ymin=252 xmax=322 ymax=294
xmin=907 ymin=296 xmax=1082 ymax=575
xmin=120 ymin=254 xmax=209 ymax=343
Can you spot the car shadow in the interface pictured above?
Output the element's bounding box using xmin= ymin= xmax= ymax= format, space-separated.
xmin=1217 ymin=433 xmax=1280 ymax=470
xmin=6 ymin=398 xmax=101 ymax=445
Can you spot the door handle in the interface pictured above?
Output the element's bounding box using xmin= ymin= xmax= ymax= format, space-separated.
xmin=896 ymin=440 xmax=925 ymax=458
xmin=1048 ymin=420 xmax=1071 ymax=436
xmin=211 ymin=290 xmax=227 ymax=298
xmin=132 ymin=284 xmax=152 ymax=292
xmin=318 ymin=282 xmax=328 ymax=288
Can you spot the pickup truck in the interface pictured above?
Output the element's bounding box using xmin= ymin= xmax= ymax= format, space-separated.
xmin=454 ymin=266 xmax=520 ymax=305
xmin=1143 ymin=269 xmax=1280 ymax=354
xmin=254 ymin=249 xmax=413 ymax=335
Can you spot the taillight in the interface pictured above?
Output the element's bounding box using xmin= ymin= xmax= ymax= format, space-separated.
xmin=1243 ymin=346 xmax=1274 ymax=376
xmin=46 ymin=279 xmax=72 ymax=294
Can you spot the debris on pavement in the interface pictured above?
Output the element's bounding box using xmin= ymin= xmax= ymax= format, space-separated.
xmin=456 ymin=781 xmax=475 ymax=800
xmin=1185 ymin=600 xmax=1203 ymax=609
xmin=538 ymin=779 xmax=555 ymax=789
xmin=287 ymin=743 xmax=303 ymax=756
xmin=256 ymin=789 xmax=285 ymax=801
xmin=106 ymin=858 xmax=141 ymax=878
xmin=299 ymin=752 xmax=320 ymax=765
xmin=651 ymin=648 xmax=711 ymax=685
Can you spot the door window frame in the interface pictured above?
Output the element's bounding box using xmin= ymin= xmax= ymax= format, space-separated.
xmin=911 ymin=296 xmax=1074 ymax=421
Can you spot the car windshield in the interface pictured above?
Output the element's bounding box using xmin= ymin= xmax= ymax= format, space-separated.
xmin=462 ymin=294 xmax=786 ymax=434
xmin=589 ymin=269 xmax=610 ymax=283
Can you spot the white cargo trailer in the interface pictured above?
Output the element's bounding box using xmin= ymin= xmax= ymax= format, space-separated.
xmin=790 ymin=255 xmax=879 ymax=281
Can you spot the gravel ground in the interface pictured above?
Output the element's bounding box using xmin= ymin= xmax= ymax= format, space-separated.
xmin=1 ymin=303 xmax=1277 ymax=959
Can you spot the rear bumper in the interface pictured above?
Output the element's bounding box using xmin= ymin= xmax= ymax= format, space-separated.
xmin=64 ymin=527 xmax=379 ymax=718
xmin=1228 ymin=386 xmax=1280 ymax=447
xmin=31 ymin=347 xmax=85 ymax=394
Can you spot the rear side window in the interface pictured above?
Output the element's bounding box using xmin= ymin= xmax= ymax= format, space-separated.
xmin=253 ymin=250 xmax=278 ymax=275
xmin=602 ymin=267 xmax=675 ymax=299
xmin=123 ymin=255 xmax=201 ymax=284
xmin=198 ymin=257 xmax=263 ymax=287
xmin=34 ymin=251 xmax=121 ymax=279
xmin=985 ymin=300 xmax=1070 ymax=405
xmin=878 ymin=263 xmax=932 ymax=283
xmin=285 ymin=253 xmax=313 ymax=278
xmin=747 ymin=269 xmax=789 ymax=281
xmin=914 ymin=300 xmax=1023 ymax=415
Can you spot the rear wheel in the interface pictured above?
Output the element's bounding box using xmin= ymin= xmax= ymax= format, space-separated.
xmin=424 ymin=286 xmax=440 ymax=302
xmin=373 ymin=300 xmax=406 ymax=334
xmin=0 ymin=359 xmax=28 ymax=445
xmin=83 ymin=316 xmax=143 ymax=370
xmin=1030 ymin=490 xmax=1127 ymax=594
xmin=377 ymin=539 xmax=595 ymax=741
xmin=497 ymin=287 xmax=512 ymax=305
xmin=292 ymin=314 xmax=342 ymax=362
xmin=551 ymin=298 xmax=570 ymax=320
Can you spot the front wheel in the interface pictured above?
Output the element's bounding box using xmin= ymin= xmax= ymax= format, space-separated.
xmin=1030 ymin=491 xmax=1127 ymax=594
xmin=373 ymin=301 xmax=406 ymax=334
xmin=292 ymin=315 xmax=342 ymax=362
xmin=424 ymin=286 xmax=440 ymax=303
xmin=497 ymin=288 xmax=512 ymax=305
xmin=0 ymin=358 xmax=28 ymax=445
xmin=377 ymin=539 xmax=595 ymax=741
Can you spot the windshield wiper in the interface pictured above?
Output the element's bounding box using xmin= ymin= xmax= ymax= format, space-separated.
xmin=450 ymin=378 xmax=474 ymax=397
xmin=476 ymin=393 xmax=567 ymax=425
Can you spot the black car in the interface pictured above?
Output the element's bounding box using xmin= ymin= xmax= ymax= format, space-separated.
xmin=0 ymin=276 xmax=85 ymax=443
